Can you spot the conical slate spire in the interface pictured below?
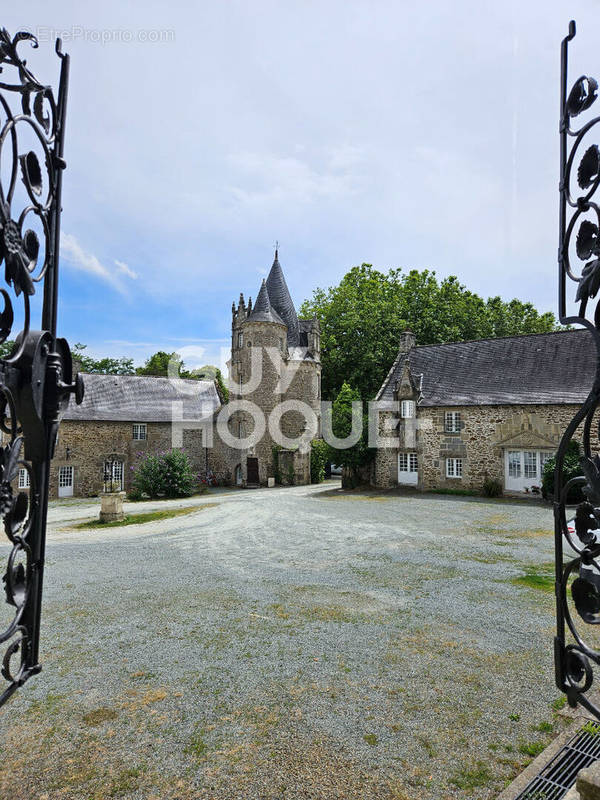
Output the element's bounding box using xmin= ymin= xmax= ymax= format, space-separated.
xmin=248 ymin=279 xmax=285 ymax=324
xmin=265 ymin=252 xmax=299 ymax=346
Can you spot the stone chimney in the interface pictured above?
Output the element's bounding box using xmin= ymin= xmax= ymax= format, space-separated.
xmin=398 ymin=330 xmax=416 ymax=356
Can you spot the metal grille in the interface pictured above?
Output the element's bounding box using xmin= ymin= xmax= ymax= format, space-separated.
xmin=515 ymin=722 xmax=600 ymax=799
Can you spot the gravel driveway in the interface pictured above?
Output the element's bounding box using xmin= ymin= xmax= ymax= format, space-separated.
xmin=0 ymin=481 xmax=573 ymax=799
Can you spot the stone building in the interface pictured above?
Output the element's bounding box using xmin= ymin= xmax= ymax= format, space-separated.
xmin=26 ymin=251 xmax=321 ymax=498
xmin=372 ymin=329 xmax=595 ymax=494
xmin=227 ymin=250 xmax=321 ymax=486
xmin=41 ymin=375 xmax=221 ymax=498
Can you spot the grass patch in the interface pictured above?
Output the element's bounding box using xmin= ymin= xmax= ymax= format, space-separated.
xmin=185 ymin=730 xmax=208 ymax=759
xmin=532 ymin=721 xmax=553 ymax=733
xmin=552 ymin=695 xmax=567 ymax=711
xmin=73 ymin=504 xmax=217 ymax=529
xmin=449 ymin=762 xmax=493 ymax=789
xmin=581 ymin=721 xmax=600 ymax=736
xmin=82 ymin=707 xmax=118 ymax=726
xmin=363 ymin=733 xmax=378 ymax=746
xmin=108 ymin=766 xmax=143 ymax=797
xmin=511 ymin=562 xmax=556 ymax=593
xmin=518 ymin=740 xmax=546 ymax=757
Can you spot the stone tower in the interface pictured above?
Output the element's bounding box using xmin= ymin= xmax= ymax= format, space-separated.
xmin=229 ymin=251 xmax=321 ymax=486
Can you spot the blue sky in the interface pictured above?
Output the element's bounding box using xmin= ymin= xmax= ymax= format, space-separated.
xmin=3 ymin=0 xmax=600 ymax=371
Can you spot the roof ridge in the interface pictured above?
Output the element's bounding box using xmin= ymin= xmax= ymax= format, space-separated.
xmin=79 ymin=372 xmax=215 ymax=385
xmin=411 ymin=328 xmax=583 ymax=350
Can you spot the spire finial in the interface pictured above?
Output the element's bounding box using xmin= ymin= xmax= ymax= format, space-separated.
xmin=274 ymin=240 xmax=279 ymax=259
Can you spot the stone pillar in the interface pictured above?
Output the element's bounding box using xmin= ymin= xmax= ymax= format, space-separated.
xmin=99 ymin=492 xmax=126 ymax=522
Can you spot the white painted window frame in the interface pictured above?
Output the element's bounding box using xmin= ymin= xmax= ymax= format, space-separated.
xmin=445 ymin=411 xmax=461 ymax=433
xmin=400 ymin=400 xmax=415 ymax=419
xmin=132 ymin=423 xmax=147 ymax=441
xmin=446 ymin=457 xmax=463 ymax=478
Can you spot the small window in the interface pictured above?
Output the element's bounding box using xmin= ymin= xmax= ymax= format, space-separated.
xmin=399 ymin=453 xmax=418 ymax=472
xmin=133 ymin=423 xmax=147 ymax=441
xmin=400 ymin=400 xmax=415 ymax=418
xmin=446 ymin=458 xmax=463 ymax=478
xmin=279 ymin=338 xmax=284 ymax=350
xmin=445 ymin=411 xmax=461 ymax=433
xmin=247 ymin=340 xmax=251 ymax=347
xmin=18 ymin=468 xmax=30 ymax=489
xmin=237 ymin=332 xmax=243 ymax=348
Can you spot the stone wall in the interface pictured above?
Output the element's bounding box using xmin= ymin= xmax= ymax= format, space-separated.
xmin=373 ymin=403 xmax=584 ymax=492
xmin=32 ymin=420 xmax=207 ymax=499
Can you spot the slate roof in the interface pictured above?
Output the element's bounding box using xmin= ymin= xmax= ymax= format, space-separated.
xmin=248 ymin=279 xmax=285 ymax=325
xmin=64 ymin=374 xmax=221 ymax=422
xmin=377 ymin=329 xmax=597 ymax=406
xmin=265 ymin=252 xmax=300 ymax=346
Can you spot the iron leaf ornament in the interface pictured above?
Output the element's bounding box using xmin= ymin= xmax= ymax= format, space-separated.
xmin=0 ymin=26 xmax=83 ymax=707
xmin=554 ymin=20 xmax=600 ymax=719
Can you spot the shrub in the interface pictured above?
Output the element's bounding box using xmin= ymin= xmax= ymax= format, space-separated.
xmin=286 ymin=464 xmax=295 ymax=486
xmin=132 ymin=449 xmax=197 ymax=499
xmin=482 ymin=477 xmax=503 ymax=498
xmin=542 ymin=440 xmax=584 ymax=504
xmin=310 ymin=439 xmax=329 ymax=484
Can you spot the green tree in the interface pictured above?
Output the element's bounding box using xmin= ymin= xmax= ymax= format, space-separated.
xmin=214 ymin=368 xmax=229 ymax=403
xmin=73 ymin=343 xmax=135 ymax=375
xmin=327 ymin=382 xmax=374 ymax=487
xmin=0 ymin=340 xmax=15 ymax=359
xmin=136 ymin=351 xmax=186 ymax=378
xmin=310 ymin=439 xmax=329 ymax=484
xmin=300 ymin=264 xmax=561 ymax=400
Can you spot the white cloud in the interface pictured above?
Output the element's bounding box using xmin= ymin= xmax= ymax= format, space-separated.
xmin=60 ymin=232 xmax=124 ymax=292
xmin=115 ymin=259 xmax=138 ymax=280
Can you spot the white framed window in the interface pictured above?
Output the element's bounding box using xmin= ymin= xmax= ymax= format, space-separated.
xmin=104 ymin=460 xmax=124 ymax=491
xmin=132 ymin=423 xmax=147 ymax=441
xmin=398 ymin=453 xmax=418 ymax=472
xmin=237 ymin=332 xmax=243 ymax=348
xmin=18 ymin=468 xmax=30 ymax=489
xmin=398 ymin=453 xmax=417 ymax=472
xmin=400 ymin=400 xmax=415 ymax=419
xmin=445 ymin=411 xmax=461 ymax=433
xmin=508 ymin=451 xmax=521 ymax=478
xmin=446 ymin=458 xmax=463 ymax=478
xmin=524 ymin=451 xmax=538 ymax=480
xmin=505 ymin=450 xmax=555 ymax=492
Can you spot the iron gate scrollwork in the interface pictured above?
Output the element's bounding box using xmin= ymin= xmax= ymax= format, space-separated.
xmin=0 ymin=28 xmax=83 ymax=706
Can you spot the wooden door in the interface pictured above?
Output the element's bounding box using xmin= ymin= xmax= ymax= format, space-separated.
xmin=246 ymin=457 xmax=259 ymax=485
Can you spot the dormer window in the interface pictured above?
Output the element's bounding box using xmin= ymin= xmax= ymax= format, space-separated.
xmin=400 ymin=400 xmax=415 ymax=418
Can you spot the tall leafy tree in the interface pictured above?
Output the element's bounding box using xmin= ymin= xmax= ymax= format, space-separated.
xmin=327 ymin=382 xmax=373 ymax=487
xmin=72 ymin=343 xmax=135 ymax=375
xmin=136 ymin=351 xmax=186 ymax=377
xmin=300 ymin=264 xmax=560 ymax=400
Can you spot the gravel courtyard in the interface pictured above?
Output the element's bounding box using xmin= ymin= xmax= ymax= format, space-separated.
xmin=0 ymin=481 xmax=573 ymax=799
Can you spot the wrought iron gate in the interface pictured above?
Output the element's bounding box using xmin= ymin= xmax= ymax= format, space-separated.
xmin=0 ymin=28 xmax=82 ymax=706
xmin=555 ymin=20 xmax=600 ymax=719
